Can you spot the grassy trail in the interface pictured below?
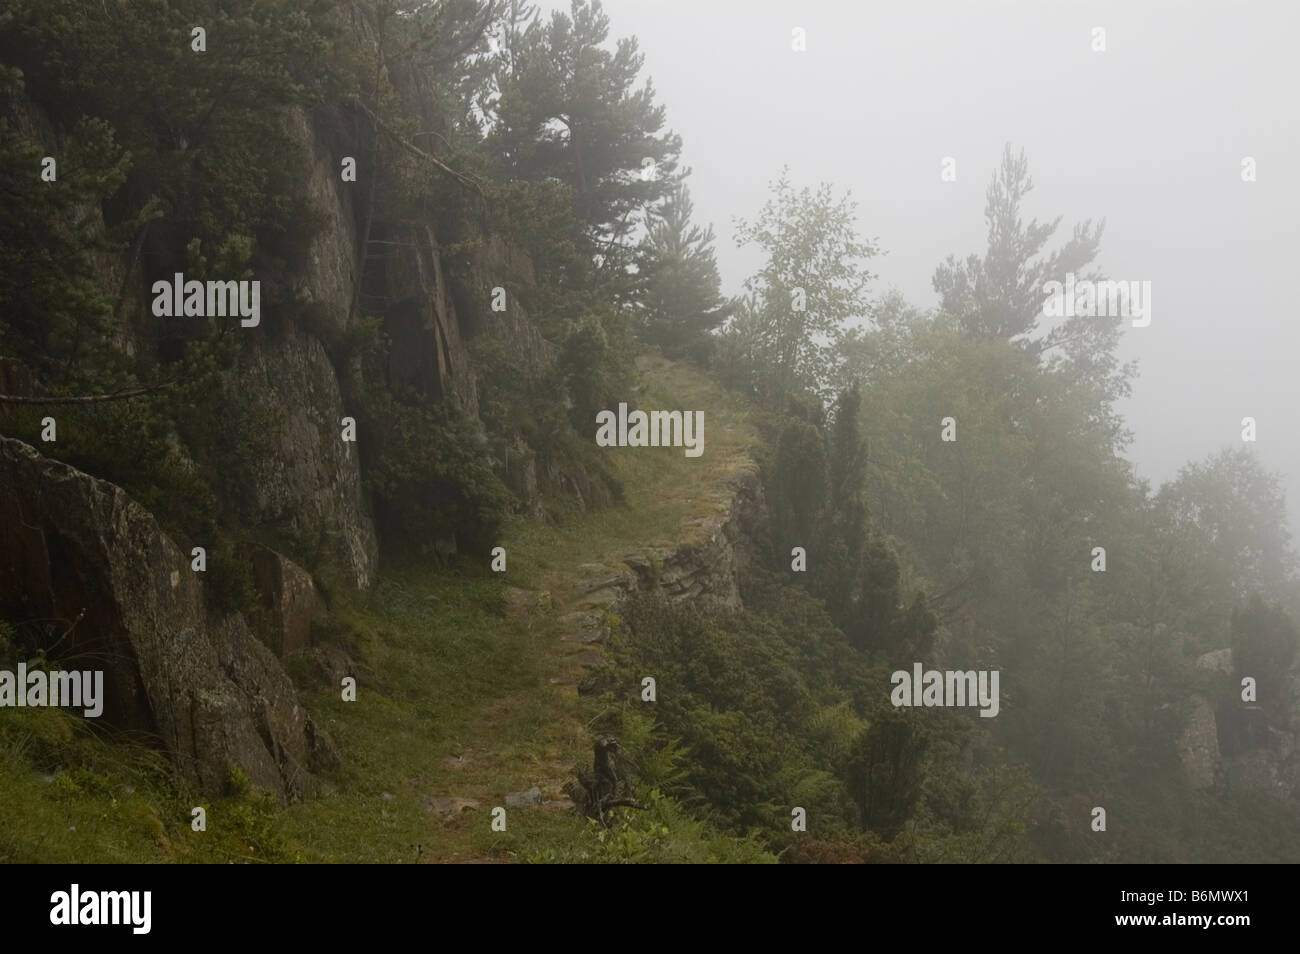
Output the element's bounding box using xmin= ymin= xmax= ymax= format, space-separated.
xmin=0 ymin=353 xmax=755 ymax=863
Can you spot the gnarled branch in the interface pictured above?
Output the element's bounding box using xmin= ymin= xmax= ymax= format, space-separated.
xmin=352 ymin=99 xmax=485 ymax=199
xmin=0 ymin=382 xmax=172 ymax=405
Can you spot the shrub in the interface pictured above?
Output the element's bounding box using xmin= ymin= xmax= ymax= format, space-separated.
xmin=364 ymin=389 xmax=509 ymax=556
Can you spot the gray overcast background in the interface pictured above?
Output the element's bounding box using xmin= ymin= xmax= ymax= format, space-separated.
xmin=537 ymin=0 xmax=1300 ymax=536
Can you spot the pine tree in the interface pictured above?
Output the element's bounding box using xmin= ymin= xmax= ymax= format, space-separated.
xmin=633 ymin=183 xmax=731 ymax=359
xmin=484 ymin=0 xmax=681 ymax=288
xmin=932 ymin=143 xmax=1104 ymax=342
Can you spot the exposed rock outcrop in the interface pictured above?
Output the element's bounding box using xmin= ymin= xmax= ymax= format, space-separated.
xmin=245 ymin=543 xmax=328 ymax=658
xmin=449 ymin=233 xmax=554 ymax=379
xmin=0 ymin=436 xmax=334 ymax=800
xmin=1196 ymin=648 xmax=1233 ymax=675
xmin=1179 ymin=647 xmax=1300 ymax=800
xmin=370 ymin=220 xmax=479 ymax=415
xmin=232 ymin=318 xmax=379 ymax=590
xmin=286 ymin=105 xmax=360 ymax=349
xmin=0 ymin=2 xmax=630 ymax=816
xmin=623 ymin=469 xmax=769 ymax=608
xmin=562 ymin=468 xmax=769 ymax=652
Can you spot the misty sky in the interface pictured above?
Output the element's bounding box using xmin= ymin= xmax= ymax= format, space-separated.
xmin=536 ymin=0 xmax=1300 ymax=536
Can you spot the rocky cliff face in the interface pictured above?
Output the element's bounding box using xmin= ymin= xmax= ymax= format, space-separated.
xmin=0 ymin=9 xmax=609 ymax=799
xmin=624 ymin=469 xmax=770 ymax=607
xmin=557 ymin=469 xmax=770 ymax=652
xmin=0 ymin=437 xmax=337 ymax=800
xmin=1178 ymin=647 xmax=1300 ymax=801
xmin=231 ymin=316 xmax=379 ymax=590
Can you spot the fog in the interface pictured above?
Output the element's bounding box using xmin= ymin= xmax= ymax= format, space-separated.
xmin=538 ymin=0 xmax=1300 ymax=535
xmin=8 ymin=0 xmax=1300 ymax=874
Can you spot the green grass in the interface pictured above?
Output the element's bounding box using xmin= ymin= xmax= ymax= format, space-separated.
xmin=507 ymin=352 xmax=757 ymax=589
xmin=0 ymin=350 xmax=766 ymax=863
xmin=0 ymin=705 xmax=303 ymax=863
xmin=277 ymin=564 xmax=593 ymax=862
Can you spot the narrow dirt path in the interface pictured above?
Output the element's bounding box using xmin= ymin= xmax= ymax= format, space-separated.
xmin=414 ymin=354 xmax=758 ymax=862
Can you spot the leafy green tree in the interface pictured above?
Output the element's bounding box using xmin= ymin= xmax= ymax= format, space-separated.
xmin=0 ymin=0 xmax=334 ymax=265
xmin=729 ymin=167 xmax=877 ymax=403
xmin=1231 ymin=595 xmax=1298 ymax=711
xmin=818 ymin=387 xmax=869 ymax=628
xmin=756 ymin=384 xmax=934 ymax=658
xmin=406 ymin=0 xmax=502 ymax=144
xmin=833 ymin=290 xmax=930 ymax=394
xmin=1155 ymin=448 xmax=1298 ymax=610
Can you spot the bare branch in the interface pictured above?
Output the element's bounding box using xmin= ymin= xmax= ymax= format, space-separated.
xmin=353 ymin=99 xmax=485 ymax=198
xmin=0 ymin=382 xmax=172 ymax=405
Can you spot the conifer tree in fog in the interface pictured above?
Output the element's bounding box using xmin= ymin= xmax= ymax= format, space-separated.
xmin=633 ymin=182 xmax=732 ymax=359
xmin=484 ymin=0 xmax=681 ymax=291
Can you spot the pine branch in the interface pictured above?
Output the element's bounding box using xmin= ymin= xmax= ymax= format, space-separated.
xmin=430 ymin=0 xmax=500 ymax=69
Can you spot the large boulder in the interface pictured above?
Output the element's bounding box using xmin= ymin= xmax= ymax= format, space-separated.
xmin=1196 ymin=648 xmax=1234 ymax=675
xmin=244 ymin=544 xmax=328 ymax=658
xmin=0 ymin=437 xmax=334 ymax=800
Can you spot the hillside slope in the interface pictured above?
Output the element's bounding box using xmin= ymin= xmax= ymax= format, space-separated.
xmin=0 ymin=352 xmax=764 ymax=863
